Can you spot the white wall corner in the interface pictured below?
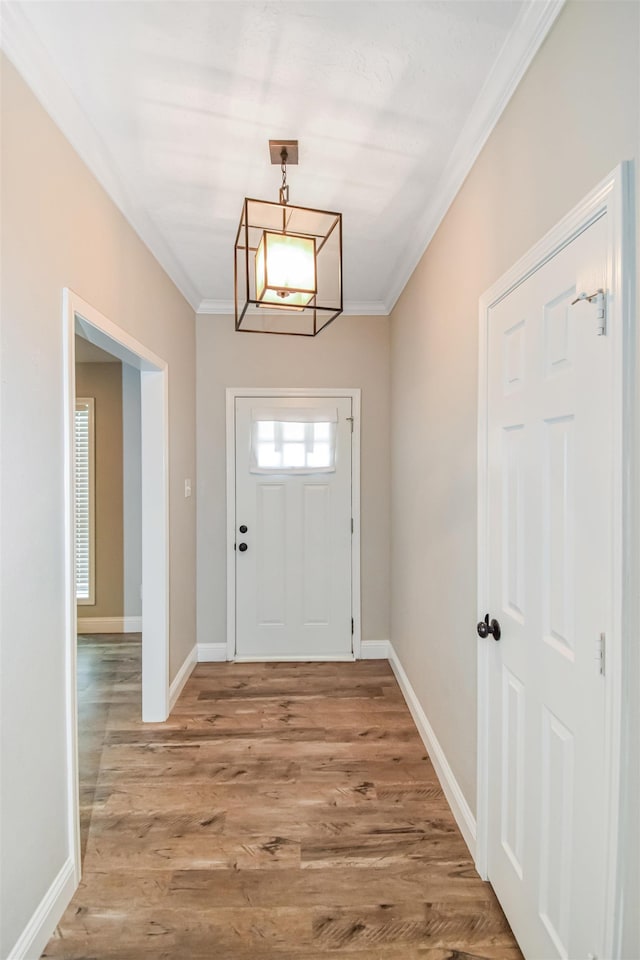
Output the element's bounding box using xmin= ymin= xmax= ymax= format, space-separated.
xmin=197 ymin=642 xmax=228 ymax=663
xmin=387 ymin=642 xmax=477 ymax=858
xmin=168 ymin=644 xmax=198 ymax=711
xmin=360 ymin=639 xmax=390 ymax=659
xmin=7 ymin=858 xmax=76 ymax=960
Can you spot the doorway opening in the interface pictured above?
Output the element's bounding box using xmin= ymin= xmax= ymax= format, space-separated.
xmin=63 ymin=289 xmax=169 ymax=882
xmin=74 ymin=338 xmax=143 ymax=866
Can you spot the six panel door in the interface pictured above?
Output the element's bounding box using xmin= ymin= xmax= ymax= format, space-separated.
xmin=486 ymin=214 xmax=611 ymax=959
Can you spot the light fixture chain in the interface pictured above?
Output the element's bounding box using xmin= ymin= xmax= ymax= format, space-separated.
xmin=279 ymin=149 xmax=289 ymax=205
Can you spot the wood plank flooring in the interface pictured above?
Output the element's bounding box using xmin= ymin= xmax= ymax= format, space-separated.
xmin=43 ymin=637 xmax=522 ymax=959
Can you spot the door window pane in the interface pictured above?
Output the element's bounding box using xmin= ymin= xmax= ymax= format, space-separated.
xmin=282 ymin=421 xmax=305 ymax=442
xmin=282 ymin=442 xmax=306 ymax=467
xmin=257 ymin=420 xmax=275 ymax=441
xmin=250 ymin=416 xmax=337 ymax=474
xmin=307 ymin=443 xmax=331 ymax=468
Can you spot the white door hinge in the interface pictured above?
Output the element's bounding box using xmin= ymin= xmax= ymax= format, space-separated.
xmin=571 ymin=288 xmax=606 ymax=336
xmin=346 ymin=416 xmax=354 ymax=432
xmin=595 ymin=632 xmax=606 ymax=676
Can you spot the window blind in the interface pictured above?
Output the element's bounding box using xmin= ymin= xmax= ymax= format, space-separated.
xmin=75 ymin=398 xmax=95 ymax=604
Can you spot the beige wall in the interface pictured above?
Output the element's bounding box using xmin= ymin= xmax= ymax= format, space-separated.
xmin=390 ymin=2 xmax=639 ymax=950
xmin=196 ymin=314 xmax=391 ymax=650
xmin=0 ymin=55 xmax=196 ymax=957
xmin=76 ymin=361 xmax=124 ymax=620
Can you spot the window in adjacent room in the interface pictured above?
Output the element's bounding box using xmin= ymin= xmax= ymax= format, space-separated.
xmin=75 ymin=397 xmax=95 ymax=604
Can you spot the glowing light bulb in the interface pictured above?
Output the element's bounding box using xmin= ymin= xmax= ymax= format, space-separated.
xmin=256 ymin=232 xmax=316 ymax=308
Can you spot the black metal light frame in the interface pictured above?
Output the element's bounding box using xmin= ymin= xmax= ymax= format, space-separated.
xmin=234 ymin=142 xmax=343 ymax=336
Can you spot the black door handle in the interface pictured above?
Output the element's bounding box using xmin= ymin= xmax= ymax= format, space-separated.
xmin=239 ymin=525 xmax=248 ymax=534
xmin=238 ymin=542 xmax=248 ymax=552
xmin=477 ymin=613 xmax=501 ymax=641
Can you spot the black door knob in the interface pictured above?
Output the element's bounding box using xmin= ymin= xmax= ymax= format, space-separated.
xmin=238 ymin=542 xmax=248 ymax=552
xmin=239 ymin=525 xmax=248 ymax=534
xmin=477 ymin=614 xmax=501 ymax=641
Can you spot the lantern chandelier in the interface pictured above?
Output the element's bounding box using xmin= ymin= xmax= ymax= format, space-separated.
xmin=234 ymin=140 xmax=343 ymax=336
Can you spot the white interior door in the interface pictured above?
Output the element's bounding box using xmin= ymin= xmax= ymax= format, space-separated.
xmin=484 ymin=214 xmax=612 ymax=959
xmin=234 ymin=396 xmax=353 ymax=659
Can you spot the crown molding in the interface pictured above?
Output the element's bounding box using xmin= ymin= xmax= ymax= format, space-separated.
xmin=197 ymin=299 xmax=390 ymax=317
xmin=385 ymin=0 xmax=566 ymax=313
xmin=343 ymin=300 xmax=390 ymax=317
xmin=0 ymin=2 xmax=201 ymax=311
xmin=197 ymin=300 xmax=235 ymax=315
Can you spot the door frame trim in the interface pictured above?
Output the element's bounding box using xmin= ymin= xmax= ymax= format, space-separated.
xmin=63 ymin=289 xmax=171 ymax=883
xmin=225 ymin=387 xmax=361 ymax=661
xmin=476 ymin=163 xmax=635 ymax=957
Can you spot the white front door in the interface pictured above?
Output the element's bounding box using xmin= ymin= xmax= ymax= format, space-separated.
xmin=484 ymin=214 xmax=612 ymax=958
xmin=234 ymin=395 xmax=353 ymax=660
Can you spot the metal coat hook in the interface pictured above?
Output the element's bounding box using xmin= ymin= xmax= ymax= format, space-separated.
xmin=571 ymin=288 xmax=604 ymax=306
xmin=571 ymin=288 xmax=606 ymax=336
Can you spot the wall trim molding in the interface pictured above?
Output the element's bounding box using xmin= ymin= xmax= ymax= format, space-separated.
xmin=169 ymin=644 xmax=198 ymax=710
xmin=76 ymin=616 xmax=142 ymax=634
xmin=360 ymin=639 xmax=390 ymax=659
xmin=387 ymin=642 xmax=476 ymax=858
xmin=7 ymin=857 xmax=76 ymax=960
xmin=385 ymin=0 xmax=566 ymax=312
xmin=197 ymin=642 xmax=228 ymax=662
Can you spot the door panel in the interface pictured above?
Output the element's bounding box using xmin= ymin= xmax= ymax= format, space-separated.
xmin=235 ymin=396 xmax=353 ymax=659
xmin=539 ymin=706 xmax=574 ymax=956
xmin=486 ymin=214 xmax=611 ymax=959
xmin=542 ymin=415 xmax=574 ymax=657
xmin=257 ymin=483 xmax=286 ymax=625
xmin=502 ymin=424 xmax=525 ymax=621
xmin=302 ymin=483 xmax=330 ymax=625
xmin=501 ymin=665 xmax=525 ymax=879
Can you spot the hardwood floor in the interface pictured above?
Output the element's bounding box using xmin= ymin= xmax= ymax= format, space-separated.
xmin=43 ymin=638 xmax=522 ymax=959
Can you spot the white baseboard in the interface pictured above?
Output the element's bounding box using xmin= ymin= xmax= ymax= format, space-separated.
xmin=7 ymin=857 xmax=76 ymax=960
xmin=388 ymin=642 xmax=477 ymax=858
xmin=169 ymin=644 xmax=197 ymax=710
xmin=234 ymin=654 xmax=355 ymax=662
xmin=76 ymin=616 xmax=142 ymax=634
xmin=360 ymin=639 xmax=390 ymax=659
xmin=197 ymin=642 xmax=228 ymax=662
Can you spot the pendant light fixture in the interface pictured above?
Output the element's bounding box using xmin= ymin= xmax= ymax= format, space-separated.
xmin=234 ymin=140 xmax=343 ymax=336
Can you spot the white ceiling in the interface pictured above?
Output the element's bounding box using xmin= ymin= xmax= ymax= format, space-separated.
xmin=2 ymin=1 xmax=562 ymax=315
